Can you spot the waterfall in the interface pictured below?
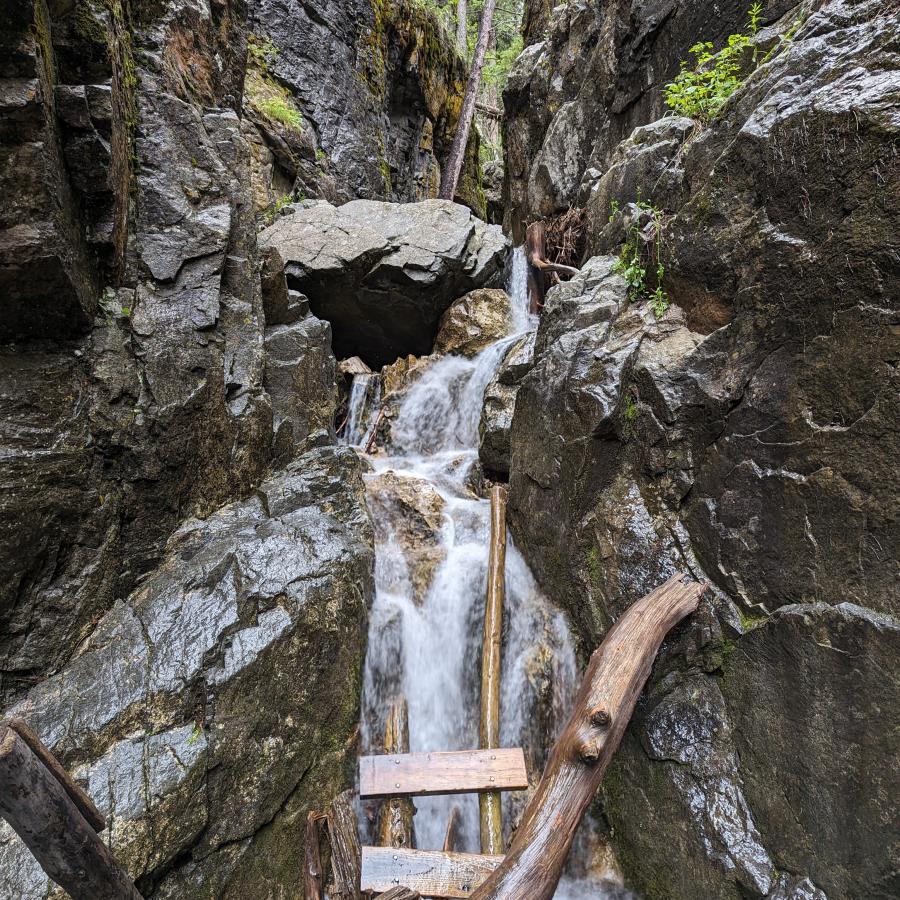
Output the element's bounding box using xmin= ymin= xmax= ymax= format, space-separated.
xmin=358 ymin=250 xmax=623 ymax=897
xmin=342 ymin=372 xmax=381 ymax=448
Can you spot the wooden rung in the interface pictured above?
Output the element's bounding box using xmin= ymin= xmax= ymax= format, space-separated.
xmin=359 ymin=748 xmax=528 ymax=799
xmin=361 ymin=847 xmax=502 ymax=898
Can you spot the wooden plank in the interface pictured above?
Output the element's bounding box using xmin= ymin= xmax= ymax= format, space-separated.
xmin=361 ymin=847 xmax=502 ymax=899
xmin=5 ymin=718 xmax=106 ymax=832
xmin=359 ymin=748 xmax=527 ymax=799
xmin=327 ymin=790 xmax=361 ymax=899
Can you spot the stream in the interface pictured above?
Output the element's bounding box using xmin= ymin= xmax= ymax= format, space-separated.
xmin=344 ymin=249 xmax=624 ymax=899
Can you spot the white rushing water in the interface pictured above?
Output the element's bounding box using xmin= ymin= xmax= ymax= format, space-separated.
xmin=341 ymin=372 xmax=381 ymax=448
xmin=358 ymin=248 xmax=624 ymax=897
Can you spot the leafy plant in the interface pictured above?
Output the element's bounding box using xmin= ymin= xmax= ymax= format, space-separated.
xmin=259 ymin=97 xmax=302 ymax=130
xmin=607 ymin=199 xmax=619 ymax=225
xmin=247 ymin=34 xmax=278 ymax=73
xmin=664 ymin=4 xmax=762 ymax=123
xmin=612 ymin=199 xmax=669 ymax=318
xmin=262 ymin=192 xmax=294 ymax=227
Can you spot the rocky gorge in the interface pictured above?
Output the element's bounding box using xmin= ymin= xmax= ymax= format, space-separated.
xmin=0 ymin=0 xmax=897 ymax=899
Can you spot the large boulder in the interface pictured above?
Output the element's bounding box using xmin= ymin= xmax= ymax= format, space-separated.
xmin=259 ymin=199 xmax=508 ymax=367
xmin=433 ymin=288 xmax=513 ymax=357
xmin=0 ymin=443 xmax=373 ymax=899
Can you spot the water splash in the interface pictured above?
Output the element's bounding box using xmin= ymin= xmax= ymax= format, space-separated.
xmin=508 ymin=244 xmax=536 ymax=335
xmin=358 ymin=249 xmax=618 ymax=896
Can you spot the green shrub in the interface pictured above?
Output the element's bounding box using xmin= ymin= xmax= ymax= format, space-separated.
xmin=664 ymin=4 xmax=762 ymax=123
xmin=611 ymin=199 xmax=669 ymax=318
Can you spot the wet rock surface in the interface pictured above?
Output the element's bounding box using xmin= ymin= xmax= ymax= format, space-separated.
xmin=503 ymin=0 xmax=797 ymax=225
xmin=245 ymin=0 xmax=484 ymax=214
xmin=0 ymin=443 xmax=373 ymax=898
xmin=260 ymin=199 xmax=508 ymax=367
xmin=434 ymin=288 xmax=513 ymax=358
xmin=506 ymin=4 xmax=899 ymax=892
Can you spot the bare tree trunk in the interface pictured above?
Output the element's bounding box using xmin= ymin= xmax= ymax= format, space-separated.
xmin=0 ymin=725 xmax=142 ymax=900
xmin=456 ymin=0 xmax=468 ymax=55
xmin=470 ymin=574 xmax=705 ymax=900
xmin=479 ymin=486 xmax=506 ymax=855
xmin=440 ymin=0 xmax=498 ymax=201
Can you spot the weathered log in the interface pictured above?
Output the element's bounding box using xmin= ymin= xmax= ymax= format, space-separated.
xmin=6 ymin=718 xmax=106 ymax=832
xmin=0 ymin=725 xmax=141 ymax=900
xmin=327 ymin=789 xmax=362 ymax=899
xmin=479 ymin=486 xmax=507 ymax=855
xmin=378 ymin=696 xmax=416 ymax=850
xmin=470 ymin=573 xmax=705 ymax=900
xmin=304 ymin=810 xmax=325 ymax=900
xmin=442 ymin=806 xmax=462 ymax=853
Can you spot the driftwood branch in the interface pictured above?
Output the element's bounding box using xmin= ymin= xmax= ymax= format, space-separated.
xmin=442 ymin=806 xmax=462 ymax=852
xmin=470 ymin=574 xmax=704 ymax=900
xmin=479 ymin=486 xmax=507 ymax=855
xmin=378 ymin=696 xmax=416 ymax=850
xmin=0 ymin=724 xmax=141 ymax=900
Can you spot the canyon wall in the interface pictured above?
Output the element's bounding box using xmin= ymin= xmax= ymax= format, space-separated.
xmin=503 ymin=1 xmax=899 ymax=898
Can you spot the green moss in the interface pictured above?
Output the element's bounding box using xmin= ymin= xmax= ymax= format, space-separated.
xmin=737 ymin=608 xmax=769 ymax=631
xmin=258 ymin=96 xmax=302 ymax=130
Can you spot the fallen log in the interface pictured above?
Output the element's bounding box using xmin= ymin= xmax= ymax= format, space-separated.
xmin=7 ymin=718 xmax=106 ymax=832
xmin=0 ymin=724 xmax=141 ymax=900
xmin=479 ymin=486 xmax=507 ymax=855
xmin=469 ymin=573 xmax=704 ymax=900
xmin=378 ymin=696 xmax=416 ymax=850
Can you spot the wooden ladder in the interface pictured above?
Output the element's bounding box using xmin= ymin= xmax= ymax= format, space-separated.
xmin=358 ymin=747 xmax=529 ymax=898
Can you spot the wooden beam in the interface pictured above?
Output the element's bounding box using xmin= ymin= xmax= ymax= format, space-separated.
xmin=304 ymin=811 xmax=324 ymax=900
xmin=0 ymin=725 xmax=141 ymax=900
xmin=359 ymin=748 xmax=528 ymax=799
xmin=479 ymin=486 xmax=506 ymax=855
xmin=469 ymin=574 xmax=705 ymax=900
xmin=327 ymin=790 xmax=361 ymax=900
xmin=378 ymin=696 xmax=416 ymax=850
xmin=5 ymin=719 xmax=106 ymax=833
xmin=361 ymin=847 xmax=502 ymax=898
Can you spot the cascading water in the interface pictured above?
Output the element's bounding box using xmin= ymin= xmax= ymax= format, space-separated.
xmin=341 ymin=372 xmax=381 ymax=448
xmin=358 ymin=247 xmax=625 ymax=898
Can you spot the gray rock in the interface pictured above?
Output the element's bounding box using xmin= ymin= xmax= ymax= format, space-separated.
xmin=259 ymin=199 xmax=508 ymax=367
xmin=478 ymin=332 xmax=535 ymax=475
xmin=246 ymin=0 xmax=485 ymax=214
xmin=505 ymin=4 xmax=899 ymax=897
xmin=0 ymin=444 xmax=374 ymax=898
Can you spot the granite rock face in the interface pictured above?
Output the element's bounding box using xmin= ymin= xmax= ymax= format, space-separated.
xmin=434 ymin=288 xmax=514 ymax=358
xmin=505 ymin=4 xmax=899 ymax=894
xmin=0 ymin=444 xmax=373 ymax=899
xmin=245 ymin=0 xmax=485 ymax=215
xmin=503 ymin=0 xmax=797 ymax=226
xmin=260 ymin=199 xmax=509 ymax=367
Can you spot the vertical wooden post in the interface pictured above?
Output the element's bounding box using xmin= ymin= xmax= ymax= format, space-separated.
xmin=479 ymin=486 xmax=507 ymax=855
xmin=0 ymin=724 xmax=142 ymax=900
xmin=304 ymin=811 xmax=325 ymax=900
xmin=327 ymin=790 xmax=362 ymax=900
xmin=378 ymin=696 xmax=416 ymax=850
xmin=442 ymin=806 xmax=461 ymax=853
